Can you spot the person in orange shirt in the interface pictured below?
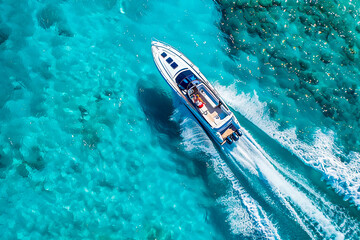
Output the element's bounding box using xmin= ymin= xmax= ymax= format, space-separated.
xmin=193 ymin=94 xmax=205 ymax=108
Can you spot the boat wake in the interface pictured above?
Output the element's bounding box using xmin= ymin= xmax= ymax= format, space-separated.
xmin=214 ymin=84 xmax=360 ymax=208
xmin=172 ymin=98 xmax=360 ymax=239
xmin=224 ymin=132 xmax=345 ymax=239
xmin=172 ymin=106 xmax=280 ymax=239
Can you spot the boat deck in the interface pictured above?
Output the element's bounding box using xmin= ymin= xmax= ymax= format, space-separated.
xmin=189 ymin=87 xmax=227 ymax=128
xmin=220 ymin=125 xmax=237 ymax=145
xmin=221 ymin=126 xmax=236 ymax=139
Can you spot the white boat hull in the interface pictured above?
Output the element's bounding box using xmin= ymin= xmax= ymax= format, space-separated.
xmin=151 ymin=39 xmax=242 ymax=145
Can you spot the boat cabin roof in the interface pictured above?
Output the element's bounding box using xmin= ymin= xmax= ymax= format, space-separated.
xmin=176 ymin=70 xmax=201 ymax=91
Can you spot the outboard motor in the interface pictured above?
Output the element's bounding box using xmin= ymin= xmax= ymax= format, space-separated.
xmin=236 ymin=129 xmax=243 ymax=137
xmin=231 ymin=132 xmax=239 ymax=141
xmin=226 ymin=136 xmax=233 ymax=144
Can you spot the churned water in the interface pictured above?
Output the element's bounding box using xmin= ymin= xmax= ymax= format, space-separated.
xmin=0 ymin=0 xmax=360 ymax=239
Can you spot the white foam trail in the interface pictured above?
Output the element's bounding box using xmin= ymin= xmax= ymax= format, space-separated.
xmin=171 ymin=107 xmax=280 ymax=239
xmin=173 ymin=98 xmax=347 ymax=238
xmin=118 ymin=0 xmax=125 ymax=14
xmin=225 ymin=130 xmax=344 ymax=239
xmin=216 ymin=84 xmax=360 ymax=207
xmin=170 ymin=85 xmax=360 ymax=238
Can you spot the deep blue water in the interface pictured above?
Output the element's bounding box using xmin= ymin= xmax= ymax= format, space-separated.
xmin=0 ymin=0 xmax=360 ymax=239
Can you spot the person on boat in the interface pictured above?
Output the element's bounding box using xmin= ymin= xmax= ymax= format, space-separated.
xmin=193 ymin=94 xmax=205 ymax=108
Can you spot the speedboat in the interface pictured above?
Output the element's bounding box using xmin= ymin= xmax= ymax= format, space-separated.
xmin=151 ymin=39 xmax=242 ymax=145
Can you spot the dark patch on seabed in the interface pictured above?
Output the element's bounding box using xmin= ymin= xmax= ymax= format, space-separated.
xmin=0 ymin=26 xmax=10 ymax=45
xmin=37 ymin=4 xmax=73 ymax=37
xmin=215 ymin=0 xmax=360 ymax=153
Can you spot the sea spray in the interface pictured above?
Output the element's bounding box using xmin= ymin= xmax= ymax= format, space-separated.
xmin=172 ymin=106 xmax=280 ymax=239
xmin=216 ymin=83 xmax=360 ymax=208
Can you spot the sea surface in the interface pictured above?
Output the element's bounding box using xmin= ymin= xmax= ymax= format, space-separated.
xmin=0 ymin=0 xmax=360 ymax=239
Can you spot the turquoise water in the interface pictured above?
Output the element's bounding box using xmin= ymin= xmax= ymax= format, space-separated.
xmin=1 ymin=0 xmax=360 ymax=239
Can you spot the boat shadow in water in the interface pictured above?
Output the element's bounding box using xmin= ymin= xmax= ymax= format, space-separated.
xmin=136 ymin=81 xmax=180 ymax=142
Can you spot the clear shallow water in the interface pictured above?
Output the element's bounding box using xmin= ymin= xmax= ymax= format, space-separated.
xmin=0 ymin=0 xmax=360 ymax=239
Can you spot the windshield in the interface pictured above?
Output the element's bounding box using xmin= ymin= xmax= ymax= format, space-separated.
xmin=175 ymin=70 xmax=199 ymax=90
